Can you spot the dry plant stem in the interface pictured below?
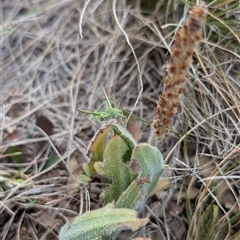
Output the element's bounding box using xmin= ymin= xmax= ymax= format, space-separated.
xmin=150 ymin=3 xmax=207 ymax=142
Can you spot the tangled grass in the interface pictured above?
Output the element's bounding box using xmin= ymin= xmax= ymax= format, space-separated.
xmin=1 ymin=0 xmax=240 ymax=239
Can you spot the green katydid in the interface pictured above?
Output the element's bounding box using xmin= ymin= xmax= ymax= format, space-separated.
xmin=78 ymin=87 xmax=126 ymax=122
xmin=78 ymin=87 xmax=151 ymax=125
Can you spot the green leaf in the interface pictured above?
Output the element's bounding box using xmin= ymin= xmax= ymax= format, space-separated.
xmin=87 ymin=125 xmax=112 ymax=174
xmin=115 ymin=179 xmax=146 ymax=210
xmin=82 ymin=163 xmax=91 ymax=177
xmin=77 ymin=173 xmax=92 ymax=186
xmin=58 ymin=203 xmax=149 ymax=240
xmin=6 ymin=146 xmax=23 ymax=164
xmin=94 ymin=135 xmax=137 ymax=203
xmin=42 ymin=155 xmax=58 ymax=171
xmin=116 ymin=143 xmax=165 ymax=210
xmin=111 ymin=124 xmax=137 ymax=161
xmin=132 ymin=143 xmax=165 ymax=197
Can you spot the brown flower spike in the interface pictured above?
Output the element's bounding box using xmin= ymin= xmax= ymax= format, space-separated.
xmin=152 ymin=3 xmax=207 ymax=141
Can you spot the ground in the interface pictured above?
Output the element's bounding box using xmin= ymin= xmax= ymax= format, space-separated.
xmin=1 ymin=0 xmax=240 ymax=240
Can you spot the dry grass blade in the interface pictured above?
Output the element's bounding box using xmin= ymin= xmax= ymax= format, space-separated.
xmin=1 ymin=0 xmax=240 ymax=239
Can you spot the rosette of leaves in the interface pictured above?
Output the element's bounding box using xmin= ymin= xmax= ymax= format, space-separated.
xmin=88 ymin=124 xmax=165 ymax=209
xmin=59 ymin=124 xmax=165 ymax=239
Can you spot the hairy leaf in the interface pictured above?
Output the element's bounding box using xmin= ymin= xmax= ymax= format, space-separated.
xmin=94 ymin=135 xmax=137 ymax=203
xmin=116 ymin=143 xmax=165 ymax=210
xmin=58 ymin=203 xmax=149 ymax=240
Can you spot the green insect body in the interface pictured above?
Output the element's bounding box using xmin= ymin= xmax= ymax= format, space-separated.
xmin=78 ymin=87 xmax=126 ymax=122
xmin=91 ymin=108 xmax=125 ymax=121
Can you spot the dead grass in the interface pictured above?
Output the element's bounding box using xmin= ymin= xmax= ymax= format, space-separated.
xmin=1 ymin=0 xmax=240 ymax=239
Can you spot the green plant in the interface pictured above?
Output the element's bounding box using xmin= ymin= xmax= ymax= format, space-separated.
xmin=59 ymin=3 xmax=207 ymax=240
xmin=59 ymin=203 xmax=149 ymax=240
